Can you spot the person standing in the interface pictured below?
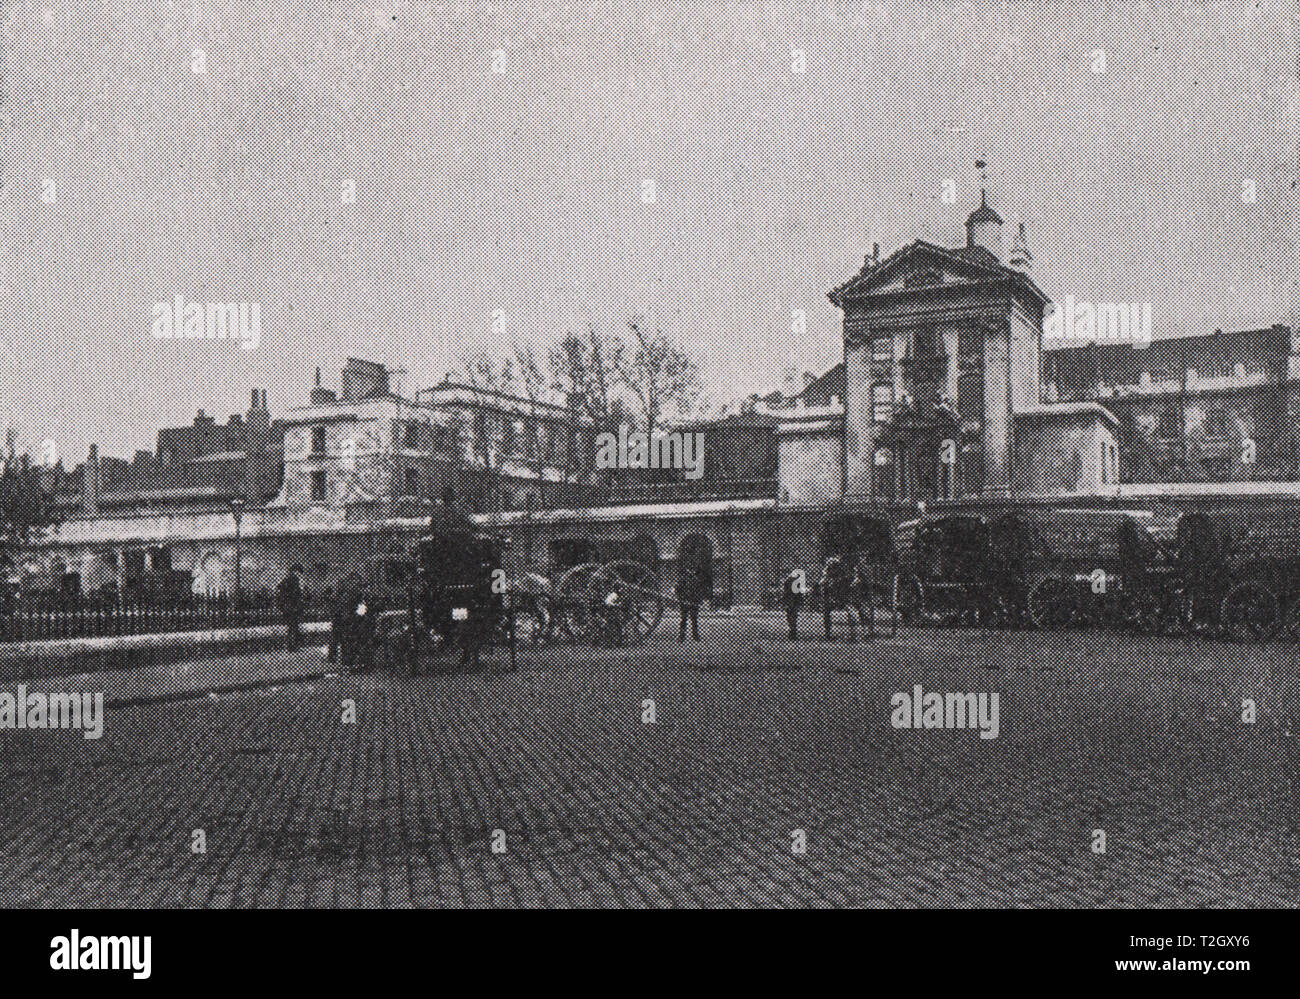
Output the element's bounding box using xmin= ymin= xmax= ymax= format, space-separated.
xmin=820 ymin=557 xmax=846 ymax=640
xmin=276 ymin=566 xmax=306 ymax=651
xmin=675 ymin=568 xmax=704 ymax=642
xmin=322 ymin=585 xmax=338 ymax=662
xmin=782 ymin=569 xmax=805 ymax=640
xmin=334 ymin=571 xmax=364 ymax=672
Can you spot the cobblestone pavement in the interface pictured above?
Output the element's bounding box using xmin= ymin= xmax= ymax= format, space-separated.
xmin=3 ymin=616 xmax=1300 ymax=907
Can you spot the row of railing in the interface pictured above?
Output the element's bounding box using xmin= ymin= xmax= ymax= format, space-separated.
xmin=0 ymin=594 xmax=331 ymax=643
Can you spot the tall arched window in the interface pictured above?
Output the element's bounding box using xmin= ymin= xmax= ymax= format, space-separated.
xmin=1202 ymin=407 xmax=1232 ymax=440
xmin=1155 ymin=407 xmax=1182 ymax=442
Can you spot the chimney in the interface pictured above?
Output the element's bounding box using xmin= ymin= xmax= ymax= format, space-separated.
xmin=82 ymin=444 xmax=100 ymax=516
xmin=310 ymin=366 xmax=338 ymax=406
xmin=1008 ymin=221 xmax=1033 ymax=273
xmin=244 ymin=388 xmax=271 ymax=502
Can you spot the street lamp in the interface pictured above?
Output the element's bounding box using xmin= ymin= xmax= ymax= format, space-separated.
xmin=229 ymin=497 xmax=245 ymax=608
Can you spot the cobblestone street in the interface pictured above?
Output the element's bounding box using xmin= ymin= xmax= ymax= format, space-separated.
xmin=3 ymin=617 xmax=1299 ymax=907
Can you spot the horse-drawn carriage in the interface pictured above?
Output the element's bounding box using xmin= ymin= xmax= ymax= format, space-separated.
xmin=539 ymin=538 xmax=665 ymax=646
xmin=1020 ymin=505 xmax=1300 ymax=642
xmin=364 ymin=508 xmax=535 ymax=672
xmin=894 ymin=513 xmax=1031 ymax=627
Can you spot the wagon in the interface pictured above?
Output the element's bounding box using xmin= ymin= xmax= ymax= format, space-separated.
xmin=544 ymin=537 xmax=666 ymax=645
xmin=1020 ymin=509 xmax=1175 ymax=631
xmin=373 ymin=508 xmax=541 ymax=672
xmin=897 ymin=513 xmax=1030 ymax=627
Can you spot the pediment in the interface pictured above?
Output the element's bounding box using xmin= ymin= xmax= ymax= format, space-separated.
xmin=830 ymin=242 xmax=1009 ymax=304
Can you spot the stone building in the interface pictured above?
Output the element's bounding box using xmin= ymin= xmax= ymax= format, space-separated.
xmin=17 ymin=185 xmax=1300 ymax=612
xmin=1041 ymin=325 xmax=1299 ymax=483
xmin=778 ymin=189 xmax=1121 ymax=506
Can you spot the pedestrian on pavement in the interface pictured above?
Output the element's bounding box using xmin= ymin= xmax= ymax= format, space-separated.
xmin=0 ymin=576 xmax=19 ymax=642
xmin=276 ymin=565 xmax=307 ymax=651
xmin=323 ymin=585 xmax=338 ymax=662
xmin=844 ymin=562 xmax=872 ymax=642
xmin=335 ymin=571 xmax=369 ymax=672
xmin=675 ymin=567 xmax=704 ymax=642
xmin=820 ymin=556 xmax=848 ymax=640
xmin=782 ymin=569 xmax=805 ymax=640
xmin=598 ymin=588 xmax=628 ymax=648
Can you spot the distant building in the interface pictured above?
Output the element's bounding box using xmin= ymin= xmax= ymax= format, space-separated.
xmin=776 ymin=185 xmax=1121 ymax=505
xmin=1042 ymin=325 xmax=1299 ymax=483
xmin=279 ymin=358 xmax=599 ymax=517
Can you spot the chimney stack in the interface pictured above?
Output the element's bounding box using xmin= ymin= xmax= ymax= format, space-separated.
xmin=244 ymin=388 xmax=271 ymax=502
xmin=82 ymin=444 xmax=100 ymax=516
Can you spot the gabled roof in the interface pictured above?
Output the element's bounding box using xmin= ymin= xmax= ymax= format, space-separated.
xmin=828 ymin=239 xmax=1047 ymax=308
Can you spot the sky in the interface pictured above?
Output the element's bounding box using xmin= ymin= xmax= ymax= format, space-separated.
xmin=0 ymin=0 xmax=1297 ymax=464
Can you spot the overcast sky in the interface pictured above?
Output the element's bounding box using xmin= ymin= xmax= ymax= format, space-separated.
xmin=1 ymin=0 xmax=1296 ymax=463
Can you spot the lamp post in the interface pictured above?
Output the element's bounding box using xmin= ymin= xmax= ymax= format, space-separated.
xmin=229 ymin=497 xmax=245 ymax=609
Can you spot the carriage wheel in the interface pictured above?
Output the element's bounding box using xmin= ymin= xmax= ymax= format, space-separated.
xmin=500 ymin=598 xmax=547 ymax=648
xmin=588 ymin=561 xmax=664 ymax=645
xmin=555 ymin=562 xmax=602 ymax=640
xmin=1027 ymin=577 xmax=1075 ymax=630
xmin=1284 ymin=598 xmax=1300 ymax=641
xmin=1220 ymin=582 xmax=1278 ymax=643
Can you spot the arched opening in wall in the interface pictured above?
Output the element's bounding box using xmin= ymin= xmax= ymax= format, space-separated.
xmin=628 ymin=533 xmax=658 ymax=569
xmin=1154 ymin=406 xmax=1182 ymax=443
xmin=678 ymin=533 xmax=714 ymax=597
xmin=549 ymin=537 xmax=597 ymax=572
xmin=197 ymin=552 xmax=228 ymax=597
xmin=1202 ymin=406 xmax=1233 ymax=440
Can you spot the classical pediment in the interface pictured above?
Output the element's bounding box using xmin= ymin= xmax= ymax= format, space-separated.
xmin=828 ymin=240 xmax=1045 ymax=307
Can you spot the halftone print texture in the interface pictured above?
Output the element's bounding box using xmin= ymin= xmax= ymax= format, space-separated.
xmin=0 ymin=1 xmax=1298 ymax=909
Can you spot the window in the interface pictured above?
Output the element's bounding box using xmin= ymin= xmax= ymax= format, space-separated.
xmin=872 ymin=336 xmax=893 ymax=367
xmin=311 ymin=426 xmax=327 ymax=455
xmin=913 ymin=326 xmax=938 ymax=358
xmin=501 ymin=419 xmax=517 ymax=454
xmin=403 ymin=422 xmax=420 ymax=449
xmin=1203 ymin=407 xmax=1232 ymax=440
xmin=403 ymin=469 xmax=419 ymax=495
xmin=525 ymin=418 xmax=539 ymax=459
xmin=1154 ymin=407 xmax=1181 ymax=442
xmin=473 ymin=412 xmax=488 ymax=454
xmin=872 ymin=384 xmax=894 ymax=423
xmin=311 ymin=470 xmax=327 ymax=501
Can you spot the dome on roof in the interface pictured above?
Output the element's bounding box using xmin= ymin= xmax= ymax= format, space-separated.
xmin=966 ymin=191 xmax=1002 ymax=226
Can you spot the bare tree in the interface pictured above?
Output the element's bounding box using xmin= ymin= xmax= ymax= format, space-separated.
xmin=622 ymin=319 xmax=703 ymax=435
xmin=1 ymin=436 xmax=62 ymax=577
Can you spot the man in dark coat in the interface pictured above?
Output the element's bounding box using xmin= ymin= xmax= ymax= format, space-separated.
xmin=820 ymin=557 xmax=847 ymax=640
xmin=322 ymin=585 xmax=338 ymax=661
xmin=335 ymin=571 xmax=373 ymax=672
xmin=675 ymin=568 xmax=705 ymax=642
xmin=276 ymin=566 xmax=306 ymax=651
xmin=782 ymin=569 xmax=805 ymax=640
